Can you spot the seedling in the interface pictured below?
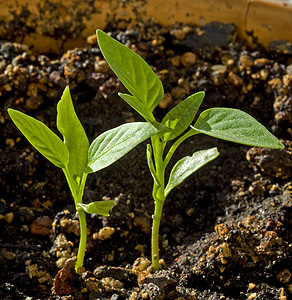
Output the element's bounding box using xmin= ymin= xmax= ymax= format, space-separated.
xmin=96 ymin=29 xmax=284 ymax=271
xmin=8 ymin=86 xmax=160 ymax=271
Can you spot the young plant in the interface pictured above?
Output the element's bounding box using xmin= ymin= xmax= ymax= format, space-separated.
xmin=8 ymin=86 xmax=160 ymax=271
xmin=96 ymin=29 xmax=284 ymax=271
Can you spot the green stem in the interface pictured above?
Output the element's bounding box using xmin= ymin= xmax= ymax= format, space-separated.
xmin=62 ymin=169 xmax=88 ymax=272
xmin=150 ymin=135 xmax=166 ymax=271
xmin=164 ymin=129 xmax=196 ymax=168
xmin=151 ymin=197 xmax=164 ymax=271
xmin=75 ymin=207 xmax=87 ymax=271
xmin=75 ymin=173 xmax=88 ymax=271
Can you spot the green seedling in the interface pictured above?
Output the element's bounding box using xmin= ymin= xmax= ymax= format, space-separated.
xmin=96 ymin=29 xmax=284 ymax=271
xmin=8 ymin=86 xmax=160 ymax=271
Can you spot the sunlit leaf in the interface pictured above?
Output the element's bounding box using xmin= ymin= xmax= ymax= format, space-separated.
xmin=97 ymin=29 xmax=164 ymax=112
xmin=161 ymin=91 xmax=204 ymax=142
xmin=87 ymin=122 xmax=159 ymax=173
xmin=57 ymin=86 xmax=89 ymax=179
xmin=8 ymin=109 xmax=69 ymax=168
xmin=192 ymin=108 xmax=284 ymax=149
xmin=165 ymin=147 xmax=219 ymax=197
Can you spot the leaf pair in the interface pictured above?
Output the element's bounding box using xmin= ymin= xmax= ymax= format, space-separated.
xmin=8 ymin=86 xmax=161 ymax=215
xmin=8 ymin=87 xmax=160 ymax=176
xmin=96 ymin=29 xmax=284 ymax=200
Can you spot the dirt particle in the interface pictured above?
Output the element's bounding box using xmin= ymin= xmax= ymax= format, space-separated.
xmin=5 ymin=138 xmax=15 ymax=147
xmin=86 ymin=34 xmax=97 ymax=45
xmin=171 ymin=29 xmax=186 ymax=40
xmin=2 ymin=249 xmax=16 ymax=260
xmin=5 ymin=212 xmax=14 ymax=223
xmin=181 ymin=52 xmax=196 ymax=67
xmin=93 ymin=226 xmax=115 ymax=240
xmin=53 ymin=257 xmax=78 ymax=295
xmin=277 ymin=269 xmax=291 ymax=283
xmin=249 ymin=283 xmax=256 ymax=290
xmin=101 ymin=277 xmax=124 ymax=291
xmin=30 ymin=215 xmax=52 ymax=236
xmin=94 ymin=60 xmax=109 ymax=73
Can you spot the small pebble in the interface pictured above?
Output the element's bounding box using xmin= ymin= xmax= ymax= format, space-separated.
xmin=181 ymin=52 xmax=196 ymax=67
xmin=93 ymin=226 xmax=115 ymax=240
xmin=30 ymin=216 xmax=53 ymax=236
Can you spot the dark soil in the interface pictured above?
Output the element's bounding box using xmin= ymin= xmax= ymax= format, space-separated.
xmin=0 ymin=19 xmax=291 ymax=300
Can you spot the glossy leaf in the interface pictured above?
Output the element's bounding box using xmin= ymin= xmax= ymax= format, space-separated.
xmin=192 ymin=108 xmax=284 ymax=149
xmin=164 ymin=147 xmax=219 ymax=197
xmin=77 ymin=200 xmax=116 ymax=216
xmin=8 ymin=109 xmax=69 ymax=168
xmin=57 ymin=86 xmax=89 ymax=179
xmin=161 ymin=91 xmax=205 ymax=142
xmin=97 ymin=29 xmax=164 ymax=112
xmin=87 ymin=122 xmax=160 ymax=173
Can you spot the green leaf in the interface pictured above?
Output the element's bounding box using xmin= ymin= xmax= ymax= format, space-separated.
xmin=57 ymin=86 xmax=89 ymax=179
xmin=8 ymin=109 xmax=69 ymax=168
xmin=192 ymin=108 xmax=284 ymax=149
xmin=164 ymin=147 xmax=219 ymax=197
xmin=161 ymin=91 xmax=205 ymax=142
xmin=97 ymin=29 xmax=164 ymax=112
xmin=87 ymin=122 xmax=160 ymax=173
xmin=146 ymin=144 xmax=160 ymax=186
xmin=77 ymin=200 xmax=116 ymax=216
xmin=118 ymin=93 xmax=155 ymax=122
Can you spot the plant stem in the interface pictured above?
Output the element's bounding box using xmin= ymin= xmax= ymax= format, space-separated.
xmin=150 ymin=135 xmax=166 ymax=271
xmin=75 ymin=207 xmax=87 ymax=271
xmin=151 ymin=197 xmax=164 ymax=272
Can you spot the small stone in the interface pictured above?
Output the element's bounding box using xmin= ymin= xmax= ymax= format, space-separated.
xmin=170 ymin=55 xmax=181 ymax=67
xmin=94 ymin=60 xmax=109 ymax=73
xmin=170 ymin=29 xmax=186 ymax=40
xmin=228 ymin=72 xmax=243 ymax=86
xmin=30 ymin=216 xmax=53 ymax=236
xmin=132 ymin=257 xmax=150 ymax=273
xmin=53 ymin=258 xmax=78 ymax=295
xmin=249 ymin=283 xmax=256 ymax=290
xmin=181 ymin=52 xmax=196 ymax=67
xmin=260 ymin=69 xmax=270 ymax=81
xmin=277 ymin=269 xmax=291 ymax=283
xmin=2 ymin=249 xmax=16 ymax=260
xmin=286 ymin=64 xmax=292 ymax=75
xmin=93 ymin=226 xmax=115 ymax=240
xmin=239 ymin=54 xmax=254 ymax=69
xmin=86 ymin=34 xmax=97 ymax=45
xmin=5 ymin=138 xmax=15 ymax=147
xmin=100 ymin=277 xmax=124 ymax=290
xmin=5 ymin=212 xmax=14 ymax=223
xmin=254 ymin=58 xmax=270 ymax=66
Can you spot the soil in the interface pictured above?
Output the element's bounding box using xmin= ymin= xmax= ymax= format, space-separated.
xmin=0 ymin=18 xmax=291 ymax=300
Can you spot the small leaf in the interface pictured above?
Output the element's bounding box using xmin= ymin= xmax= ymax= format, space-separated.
xmin=57 ymin=86 xmax=89 ymax=179
xmin=97 ymin=29 xmax=164 ymax=112
xmin=87 ymin=122 xmax=160 ymax=173
xmin=146 ymin=144 xmax=160 ymax=186
xmin=77 ymin=200 xmax=116 ymax=216
xmin=192 ymin=108 xmax=284 ymax=149
xmin=165 ymin=147 xmax=219 ymax=197
xmin=8 ymin=109 xmax=69 ymax=168
xmin=161 ymin=91 xmax=205 ymax=142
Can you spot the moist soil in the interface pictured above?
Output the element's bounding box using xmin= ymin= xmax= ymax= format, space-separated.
xmin=0 ymin=19 xmax=291 ymax=300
